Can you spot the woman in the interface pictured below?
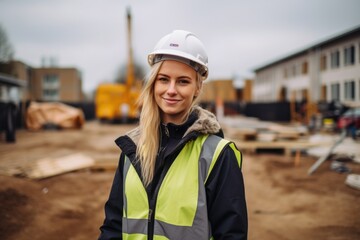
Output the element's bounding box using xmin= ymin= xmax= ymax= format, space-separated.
xmin=99 ymin=30 xmax=248 ymax=240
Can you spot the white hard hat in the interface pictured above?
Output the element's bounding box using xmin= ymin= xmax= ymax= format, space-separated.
xmin=148 ymin=30 xmax=209 ymax=80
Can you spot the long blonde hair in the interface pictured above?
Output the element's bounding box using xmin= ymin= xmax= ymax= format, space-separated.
xmin=136 ymin=61 xmax=203 ymax=186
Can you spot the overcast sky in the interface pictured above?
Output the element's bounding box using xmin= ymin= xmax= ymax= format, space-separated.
xmin=1 ymin=0 xmax=360 ymax=93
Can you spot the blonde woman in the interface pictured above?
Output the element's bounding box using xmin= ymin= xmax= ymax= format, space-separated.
xmin=99 ymin=30 xmax=247 ymax=240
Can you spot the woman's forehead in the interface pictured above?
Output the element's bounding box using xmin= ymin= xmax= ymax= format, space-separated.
xmin=158 ymin=60 xmax=197 ymax=77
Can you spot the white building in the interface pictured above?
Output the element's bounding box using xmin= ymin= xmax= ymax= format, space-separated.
xmin=253 ymin=25 xmax=360 ymax=106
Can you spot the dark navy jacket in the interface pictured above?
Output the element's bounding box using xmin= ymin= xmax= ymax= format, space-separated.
xmin=98 ymin=106 xmax=248 ymax=240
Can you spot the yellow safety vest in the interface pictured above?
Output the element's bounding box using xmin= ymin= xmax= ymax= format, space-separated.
xmin=122 ymin=134 xmax=241 ymax=240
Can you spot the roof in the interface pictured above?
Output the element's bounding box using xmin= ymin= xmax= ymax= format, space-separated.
xmin=0 ymin=73 xmax=27 ymax=87
xmin=253 ymin=25 xmax=360 ymax=72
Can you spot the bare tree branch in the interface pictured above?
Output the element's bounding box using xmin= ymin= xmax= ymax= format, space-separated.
xmin=0 ymin=24 xmax=15 ymax=63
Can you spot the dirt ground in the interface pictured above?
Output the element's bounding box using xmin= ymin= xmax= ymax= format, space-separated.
xmin=0 ymin=121 xmax=359 ymax=240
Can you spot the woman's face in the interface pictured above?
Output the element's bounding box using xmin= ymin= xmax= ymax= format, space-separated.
xmin=154 ymin=60 xmax=200 ymax=124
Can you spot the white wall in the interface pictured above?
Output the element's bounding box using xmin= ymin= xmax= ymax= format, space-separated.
xmin=253 ymin=33 xmax=360 ymax=104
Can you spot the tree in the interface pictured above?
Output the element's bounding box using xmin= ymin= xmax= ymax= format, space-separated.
xmin=0 ymin=24 xmax=14 ymax=63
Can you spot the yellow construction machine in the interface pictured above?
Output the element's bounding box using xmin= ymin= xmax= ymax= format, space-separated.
xmin=95 ymin=7 xmax=141 ymax=123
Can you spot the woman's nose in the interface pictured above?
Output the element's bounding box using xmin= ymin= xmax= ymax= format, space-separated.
xmin=166 ymin=81 xmax=177 ymax=95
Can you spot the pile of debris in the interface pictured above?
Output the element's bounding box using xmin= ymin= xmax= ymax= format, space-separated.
xmin=306 ymin=132 xmax=360 ymax=190
xmin=221 ymin=115 xmax=360 ymax=190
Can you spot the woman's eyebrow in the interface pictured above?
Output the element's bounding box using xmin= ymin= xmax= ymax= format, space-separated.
xmin=157 ymin=73 xmax=192 ymax=79
xmin=157 ymin=73 xmax=169 ymax=77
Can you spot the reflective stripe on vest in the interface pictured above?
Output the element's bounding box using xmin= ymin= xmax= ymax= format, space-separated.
xmin=122 ymin=134 xmax=242 ymax=240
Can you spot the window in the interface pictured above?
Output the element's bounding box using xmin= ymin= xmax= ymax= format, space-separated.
xmin=283 ymin=68 xmax=288 ymax=79
xmin=344 ymin=80 xmax=355 ymax=101
xmin=43 ymin=74 xmax=59 ymax=84
xmin=330 ymin=50 xmax=340 ymax=68
xmin=42 ymin=74 xmax=59 ymax=100
xmin=302 ymin=61 xmax=308 ymax=74
xmin=320 ymin=55 xmax=327 ymax=71
xmin=292 ymin=65 xmax=296 ymax=76
xmin=331 ymin=83 xmax=340 ymax=101
xmin=344 ymin=45 xmax=355 ymax=66
xmin=43 ymin=74 xmax=59 ymax=88
xmin=43 ymin=89 xmax=59 ymax=101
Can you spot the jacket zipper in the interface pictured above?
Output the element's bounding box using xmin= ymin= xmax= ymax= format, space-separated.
xmin=148 ymin=209 xmax=153 ymax=222
xmin=164 ymin=125 xmax=170 ymax=137
xmin=148 ymin=201 xmax=156 ymax=240
xmin=148 ymin=133 xmax=167 ymax=240
xmin=147 ymin=133 xmax=198 ymax=239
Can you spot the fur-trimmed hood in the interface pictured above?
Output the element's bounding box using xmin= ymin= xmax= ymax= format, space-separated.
xmin=183 ymin=105 xmax=221 ymax=136
xmin=125 ymin=105 xmax=221 ymax=146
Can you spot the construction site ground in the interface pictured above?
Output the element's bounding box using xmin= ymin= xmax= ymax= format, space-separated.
xmin=0 ymin=120 xmax=359 ymax=240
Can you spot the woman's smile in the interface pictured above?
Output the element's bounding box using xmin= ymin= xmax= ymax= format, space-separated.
xmin=163 ymin=97 xmax=181 ymax=105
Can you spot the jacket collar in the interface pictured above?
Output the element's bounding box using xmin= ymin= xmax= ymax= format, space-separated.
xmin=183 ymin=105 xmax=221 ymax=137
xmin=115 ymin=105 xmax=221 ymax=151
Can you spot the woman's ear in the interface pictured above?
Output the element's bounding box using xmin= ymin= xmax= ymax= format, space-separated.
xmin=195 ymin=80 xmax=203 ymax=97
xmin=194 ymin=88 xmax=200 ymax=98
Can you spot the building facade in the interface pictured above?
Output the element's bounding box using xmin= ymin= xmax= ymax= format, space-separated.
xmin=30 ymin=67 xmax=82 ymax=102
xmin=0 ymin=60 xmax=83 ymax=102
xmin=253 ymin=26 xmax=360 ymax=106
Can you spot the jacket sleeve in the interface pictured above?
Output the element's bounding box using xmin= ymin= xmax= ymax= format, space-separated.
xmin=98 ymin=154 xmax=124 ymax=240
xmin=205 ymin=145 xmax=248 ymax=240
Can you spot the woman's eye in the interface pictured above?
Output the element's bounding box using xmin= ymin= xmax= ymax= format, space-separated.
xmin=178 ymin=79 xmax=190 ymax=85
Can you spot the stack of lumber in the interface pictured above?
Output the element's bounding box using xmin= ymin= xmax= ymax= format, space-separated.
xmin=220 ymin=116 xmax=326 ymax=155
xmin=221 ymin=116 xmax=308 ymax=142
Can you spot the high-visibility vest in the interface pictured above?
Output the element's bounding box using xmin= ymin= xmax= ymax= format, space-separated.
xmin=122 ymin=134 xmax=242 ymax=240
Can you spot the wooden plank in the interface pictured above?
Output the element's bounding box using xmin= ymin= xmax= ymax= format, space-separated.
xmin=294 ymin=150 xmax=301 ymax=166
xmin=267 ymin=124 xmax=303 ymax=140
xmin=24 ymin=153 xmax=95 ymax=179
xmin=257 ymin=132 xmax=277 ymax=142
xmin=234 ymin=140 xmax=322 ymax=149
xmin=232 ymin=139 xmax=326 ymax=156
